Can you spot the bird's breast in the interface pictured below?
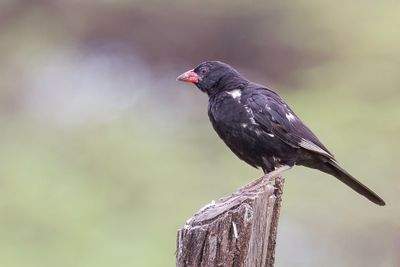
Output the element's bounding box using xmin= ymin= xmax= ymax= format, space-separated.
xmin=209 ymin=93 xmax=254 ymax=126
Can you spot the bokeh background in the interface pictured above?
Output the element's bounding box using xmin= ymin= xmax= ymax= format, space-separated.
xmin=1 ymin=1 xmax=399 ymax=266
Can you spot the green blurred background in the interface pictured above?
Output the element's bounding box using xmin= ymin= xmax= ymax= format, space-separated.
xmin=1 ymin=1 xmax=399 ymax=266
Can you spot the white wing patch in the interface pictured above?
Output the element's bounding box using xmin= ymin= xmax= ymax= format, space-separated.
xmin=286 ymin=112 xmax=296 ymax=122
xmin=299 ymin=138 xmax=333 ymax=158
xmin=244 ymin=105 xmax=257 ymax=124
xmin=227 ymin=89 xmax=241 ymax=99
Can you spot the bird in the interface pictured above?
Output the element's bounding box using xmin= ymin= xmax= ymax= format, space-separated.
xmin=177 ymin=61 xmax=385 ymax=206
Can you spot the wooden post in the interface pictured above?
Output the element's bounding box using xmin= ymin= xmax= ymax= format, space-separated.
xmin=176 ymin=174 xmax=285 ymax=267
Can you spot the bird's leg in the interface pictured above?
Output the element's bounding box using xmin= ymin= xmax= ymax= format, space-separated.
xmin=262 ymin=165 xmax=292 ymax=180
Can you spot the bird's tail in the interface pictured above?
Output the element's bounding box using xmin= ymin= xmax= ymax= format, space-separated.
xmin=319 ymin=160 xmax=385 ymax=206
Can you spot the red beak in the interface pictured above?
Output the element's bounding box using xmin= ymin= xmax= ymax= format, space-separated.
xmin=176 ymin=69 xmax=199 ymax=83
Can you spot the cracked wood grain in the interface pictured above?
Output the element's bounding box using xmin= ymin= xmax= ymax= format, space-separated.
xmin=176 ymin=174 xmax=285 ymax=267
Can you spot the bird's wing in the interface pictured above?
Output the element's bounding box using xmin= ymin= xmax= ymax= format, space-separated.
xmin=246 ymin=88 xmax=335 ymax=159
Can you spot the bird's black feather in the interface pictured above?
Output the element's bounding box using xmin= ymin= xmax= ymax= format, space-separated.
xmin=178 ymin=61 xmax=385 ymax=206
xmin=246 ymin=85 xmax=334 ymax=159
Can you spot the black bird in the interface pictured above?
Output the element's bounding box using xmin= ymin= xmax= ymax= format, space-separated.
xmin=177 ymin=61 xmax=385 ymax=206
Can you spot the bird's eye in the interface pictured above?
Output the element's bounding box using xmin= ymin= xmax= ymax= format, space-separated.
xmin=199 ymin=68 xmax=208 ymax=75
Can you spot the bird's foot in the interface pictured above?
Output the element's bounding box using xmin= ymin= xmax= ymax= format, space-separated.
xmin=262 ymin=165 xmax=292 ymax=180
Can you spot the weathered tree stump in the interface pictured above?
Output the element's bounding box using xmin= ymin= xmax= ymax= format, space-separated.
xmin=176 ymin=174 xmax=285 ymax=267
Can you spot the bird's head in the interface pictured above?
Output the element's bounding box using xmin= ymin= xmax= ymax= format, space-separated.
xmin=177 ymin=61 xmax=246 ymax=96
